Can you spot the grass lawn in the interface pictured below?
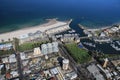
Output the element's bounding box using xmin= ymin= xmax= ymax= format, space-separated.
xmin=19 ymin=41 xmax=49 ymax=52
xmin=65 ymin=43 xmax=91 ymax=64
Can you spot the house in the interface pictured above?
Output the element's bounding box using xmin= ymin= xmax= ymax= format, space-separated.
xmin=87 ymin=64 xmax=105 ymax=80
xmin=0 ymin=43 xmax=13 ymax=50
xmin=9 ymin=54 xmax=16 ymax=63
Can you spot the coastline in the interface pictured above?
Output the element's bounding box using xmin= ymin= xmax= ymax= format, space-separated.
xmin=0 ymin=19 xmax=69 ymax=42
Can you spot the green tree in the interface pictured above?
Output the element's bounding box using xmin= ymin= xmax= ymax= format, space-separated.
xmin=13 ymin=38 xmax=20 ymax=52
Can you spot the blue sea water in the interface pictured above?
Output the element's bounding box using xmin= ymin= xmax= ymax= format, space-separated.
xmin=0 ymin=0 xmax=120 ymax=54
xmin=0 ymin=0 xmax=120 ymax=33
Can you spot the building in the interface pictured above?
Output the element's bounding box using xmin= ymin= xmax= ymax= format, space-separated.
xmin=20 ymin=52 xmax=26 ymax=60
xmin=52 ymin=36 xmax=57 ymax=41
xmin=60 ymin=33 xmax=79 ymax=43
xmin=19 ymin=34 xmax=29 ymax=44
xmin=47 ymin=43 xmax=53 ymax=54
xmin=41 ymin=42 xmax=59 ymax=55
xmin=6 ymin=72 xmax=11 ymax=79
xmin=99 ymin=32 xmax=106 ymax=37
xmin=41 ymin=44 xmax=48 ymax=55
xmin=118 ymin=25 xmax=120 ymax=29
xmin=50 ymin=67 xmax=65 ymax=80
xmin=10 ymin=71 xmax=19 ymax=78
xmin=75 ymin=37 xmax=80 ymax=43
xmin=61 ymin=37 xmax=74 ymax=42
xmin=65 ymin=71 xmax=77 ymax=80
xmin=87 ymin=64 xmax=105 ymax=80
xmin=0 ymin=43 xmax=13 ymax=50
xmin=111 ymin=27 xmax=119 ymax=32
xmin=103 ymin=58 xmax=108 ymax=68
xmin=45 ymin=24 xmax=70 ymax=35
xmin=62 ymin=59 xmax=69 ymax=70
xmin=2 ymin=57 xmax=9 ymax=63
xmin=33 ymin=47 xmax=42 ymax=56
xmin=9 ymin=54 xmax=16 ymax=63
xmin=34 ymin=30 xmax=43 ymax=39
xmin=19 ymin=31 xmax=43 ymax=44
xmin=52 ymin=42 xmax=59 ymax=53
xmin=28 ymin=33 xmax=34 ymax=40
xmin=50 ymin=67 xmax=58 ymax=75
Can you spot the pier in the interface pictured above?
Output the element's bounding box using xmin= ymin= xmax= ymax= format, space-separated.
xmin=79 ymin=36 xmax=90 ymax=39
xmin=78 ymin=24 xmax=95 ymax=35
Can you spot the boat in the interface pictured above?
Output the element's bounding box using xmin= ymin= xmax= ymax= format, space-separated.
xmin=94 ymin=38 xmax=111 ymax=43
xmin=68 ymin=29 xmax=76 ymax=33
xmin=83 ymin=42 xmax=96 ymax=47
xmin=116 ymin=41 xmax=120 ymax=46
xmin=110 ymin=43 xmax=120 ymax=51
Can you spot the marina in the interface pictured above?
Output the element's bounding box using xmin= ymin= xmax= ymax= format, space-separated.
xmin=110 ymin=43 xmax=120 ymax=51
xmin=94 ymin=38 xmax=111 ymax=43
xmin=116 ymin=41 xmax=120 ymax=46
xmin=0 ymin=0 xmax=120 ymax=80
xmin=83 ymin=42 xmax=96 ymax=48
xmin=80 ymin=38 xmax=120 ymax=54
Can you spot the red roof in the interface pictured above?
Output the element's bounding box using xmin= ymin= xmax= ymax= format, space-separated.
xmin=6 ymin=73 xmax=11 ymax=79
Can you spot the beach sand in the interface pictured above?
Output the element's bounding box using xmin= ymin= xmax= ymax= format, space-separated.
xmin=0 ymin=19 xmax=68 ymax=42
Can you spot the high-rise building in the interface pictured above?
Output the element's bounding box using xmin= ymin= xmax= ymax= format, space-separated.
xmin=41 ymin=42 xmax=59 ymax=55
xmin=52 ymin=42 xmax=59 ymax=52
xmin=41 ymin=44 xmax=48 ymax=55
xmin=34 ymin=47 xmax=42 ymax=56
xmin=103 ymin=58 xmax=108 ymax=68
xmin=62 ymin=59 xmax=69 ymax=70
xmin=47 ymin=43 xmax=53 ymax=54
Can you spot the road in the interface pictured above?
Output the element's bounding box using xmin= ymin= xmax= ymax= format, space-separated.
xmin=16 ymin=53 xmax=24 ymax=80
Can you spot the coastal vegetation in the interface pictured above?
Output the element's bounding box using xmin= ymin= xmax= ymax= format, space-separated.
xmin=65 ymin=43 xmax=91 ymax=64
xmin=13 ymin=38 xmax=19 ymax=52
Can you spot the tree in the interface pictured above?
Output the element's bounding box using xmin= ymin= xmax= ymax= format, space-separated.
xmin=8 ymin=38 xmax=11 ymax=42
xmin=13 ymin=38 xmax=20 ymax=52
xmin=1 ymin=39 xmax=4 ymax=43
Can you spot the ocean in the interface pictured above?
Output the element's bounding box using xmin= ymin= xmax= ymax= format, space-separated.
xmin=0 ymin=0 xmax=120 ymax=54
xmin=0 ymin=0 xmax=120 ymax=33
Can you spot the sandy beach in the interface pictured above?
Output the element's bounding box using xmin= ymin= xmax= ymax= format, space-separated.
xmin=0 ymin=19 xmax=68 ymax=42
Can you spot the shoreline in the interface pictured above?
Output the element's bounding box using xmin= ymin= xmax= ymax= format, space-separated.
xmin=0 ymin=18 xmax=69 ymax=42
